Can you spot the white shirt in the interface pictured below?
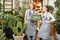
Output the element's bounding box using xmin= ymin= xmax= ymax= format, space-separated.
xmin=45 ymin=12 xmax=56 ymax=22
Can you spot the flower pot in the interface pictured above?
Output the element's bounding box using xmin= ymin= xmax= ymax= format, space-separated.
xmin=13 ymin=34 xmax=25 ymax=40
xmin=56 ymin=32 xmax=60 ymax=40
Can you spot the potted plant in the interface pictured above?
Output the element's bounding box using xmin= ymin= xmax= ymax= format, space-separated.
xmin=0 ymin=11 xmax=15 ymax=40
xmin=13 ymin=22 xmax=27 ymax=40
xmin=55 ymin=8 xmax=60 ymax=40
xmin=54 ymin=0 xmax=60 ymax=40
xmin=0 ymin=6 xmax=27 ymax=40
xmin=0 ymin=10 xmax=27 ymax=40
xmin=13 ymin=7 xmax=27 ymax=40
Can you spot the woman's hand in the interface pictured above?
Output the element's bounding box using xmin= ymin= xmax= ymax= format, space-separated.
xmin=37 ymin=27 xmax=40 ymax=31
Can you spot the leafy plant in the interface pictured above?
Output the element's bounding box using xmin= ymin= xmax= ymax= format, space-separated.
xmin=32 ymin=14 xmax=41 ymax=22
xmin=0 ymin=2 xmax=2 ymax=12
xmin=18 ymin=7 xmax=27 ymax=26
xmin=48 ymin=5 xmax=54 ymax=13
xmin=55 ymin=8 xmax=60 ymax=34
xmin=54 ymin=0 xmax=60 ymax=8
xmin=55 ymin=0 xmax=60 ymax=34
xmin=0 ymin=6 xmax=27 ymax=36
xmin=18 ymin=7 xmax=27 ymax=20
xmin=56 ymin=8 xmax=60 ymax=16
xmin=13 ymin=7 xmax=27 ymax=36
xmin=3 ymin=11 xmax=14 ymax=14
xmin=13 ymin=22 xmax=27 ymax=36
xmin=0 ymin=11 xmax=15 ymax=29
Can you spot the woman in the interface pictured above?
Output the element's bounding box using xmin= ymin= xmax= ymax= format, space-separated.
xmin=38 ymin=5 xmax=56 ymax=40
xmin=24 ymin=3 xmax=36 ymax=40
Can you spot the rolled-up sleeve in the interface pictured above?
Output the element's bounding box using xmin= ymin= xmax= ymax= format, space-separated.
xmin=48 ymin=13 xmax=56 ymax=22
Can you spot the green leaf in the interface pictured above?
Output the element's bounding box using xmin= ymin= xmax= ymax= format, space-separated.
xmin=13 ymin=27 xmax=18 ymax=35
xmin=32 ymin=14 xmax=41 ymax=22
xmin=17 ymin=21 xmax=22 ymax=29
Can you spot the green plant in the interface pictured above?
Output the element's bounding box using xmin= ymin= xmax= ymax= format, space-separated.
xmin=55 ymin=22 xmax=60 ymax=34
xmin=18 ymin=7 xmax=27 ymax=20
xmin=56 ymin=10 xmax=60 ymax=22
xmin=55 ymin=8 xmax=60 ymax=34
xmin=55 ymin=0 xmax=60 ymax=34
xmin=48 ymin=5 xmax=54 ymax=13
xmin=56 ymin=8 xmax=60 ymax=16
xmin=2 ymin=11 xmax=14 ymax=28
xmin=18 ymin=6 xmax=27 ymax=27
xmin=54 ymin=0 xmax=60 ymax=8
xmin=13 ymin=22 xmax=27 ymax=36
xmin=0 ymin=2 xmax=2 ymax=12
xmin=3 ymin=11 xmax=14 ymax=14
xmin=0 ymin=6 xmax=27 ymax=36
xmin=12 ymin=7 xmax=27 ymax=36
xmin=32 ymin=14 xmax=41 ymax=22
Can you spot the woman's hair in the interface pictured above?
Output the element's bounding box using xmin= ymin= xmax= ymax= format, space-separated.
xmin=29 ymin=3 xmax=35 ymax=10
xmin=44 ymin=5 xmax=49 ymax=12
